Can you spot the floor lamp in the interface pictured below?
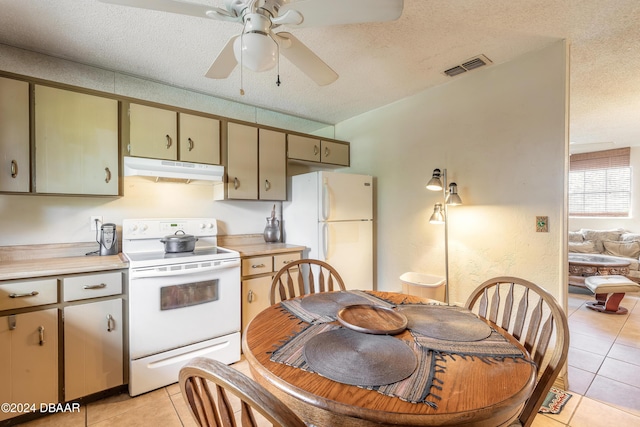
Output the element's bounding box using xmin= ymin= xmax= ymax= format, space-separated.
xmin=426 ymin=168 xmax=463 ymax=304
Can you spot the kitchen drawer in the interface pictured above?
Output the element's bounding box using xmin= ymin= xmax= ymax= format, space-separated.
xmin=63 ymin=271 xmax=123 ymax=302
xmin=0 ymin=278 xmax=58 ymax=311
xmin=273 ymin=252 xmax=302 ymax=272
xmin=241 ymin=256 xmax=273 ymax=277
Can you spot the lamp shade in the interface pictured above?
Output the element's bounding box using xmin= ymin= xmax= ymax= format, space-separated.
xmin=233 ymin=33 xmax=277 ymax=72
xmin=426 ymin=168 xmax=443 ymax=191
xmin=445 ymin=182 xmax=463 ymax=205
xmin=233 ymin=13 xmax=277 ymax=72
xmin=429 ymin=203 xmax=445 ymax=224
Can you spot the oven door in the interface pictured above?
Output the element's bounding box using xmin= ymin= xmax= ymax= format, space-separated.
xmin=128 ymin=258 xmax=240 ymax=359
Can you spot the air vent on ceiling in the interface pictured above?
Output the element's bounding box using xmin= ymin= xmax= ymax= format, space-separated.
xmin=443 ymin=54 xmax=492 ymax=77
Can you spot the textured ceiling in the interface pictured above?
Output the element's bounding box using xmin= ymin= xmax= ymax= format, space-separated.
xmin=0 ymin=0 xmax=638 ymax=152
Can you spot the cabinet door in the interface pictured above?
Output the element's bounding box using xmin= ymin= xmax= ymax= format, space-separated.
xmin=129 ymin=103 xmax=177 ymax=160
xmin=179 ymin=113 xmax=220 ymax=164
xmin=64 ymin=299 xmax=123 ymax=401
xmin=321 ymin=140 xmax=350 ymax=166
xmin=34 ymin=86 xmax=119 ymax=195
xmin=0 ymin=77 xmax=30 ymax=193
xmin=259 ymin=129 xmax=286 ymax=200
xmin=242 ymin=276 xmax=273 ymax=333
xmin=287 ymin=134 xmax=321 ymax=162
xmin=227 ymin=122 xmax=258 ymax=199
xmin=0 ymin=309 xmax=58 ymax=422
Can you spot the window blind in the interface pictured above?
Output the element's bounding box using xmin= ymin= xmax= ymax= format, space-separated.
xmin=569 ymin=148 xmax=631 ymax=217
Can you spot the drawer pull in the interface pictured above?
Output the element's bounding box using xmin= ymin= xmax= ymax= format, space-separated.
xmin=84 ymin=283 xmax=107 ymax=290
xmin=11 ymin=160 xmax=18 ymax=178
xmin=282 ymin=259 xmax=296 ymax=264
xmin=251 ymin=263 xmax=266 ymax=268
xmin=9 ymin=291 xmax=39 ymax=298
xmin=247 ymin=289 xmax=254 ymax=303
xmin=107 ymin=314 xmax=115 ymax=332
xmin=38 ymin=326 xmax=45 ymax=346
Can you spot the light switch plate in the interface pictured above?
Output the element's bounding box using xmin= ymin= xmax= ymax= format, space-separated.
xmin=536 ymin=216 xmax=548 ymax=232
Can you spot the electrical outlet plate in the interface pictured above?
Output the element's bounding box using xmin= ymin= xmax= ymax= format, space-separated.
xmin=90 ymin=216 xmax=103 ymax=231
xmin=536 ymin=216 xmax=548 ymax=232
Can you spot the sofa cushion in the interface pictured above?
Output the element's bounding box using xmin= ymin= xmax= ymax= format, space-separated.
xmin=569 ymin=240 xmax=597 ymax=253
xmin=580 ymin=228 xmax=625 ymax=252
xmin=621 ymin=233 xmax=640 ymax=242
xmin=568 ymin=231 xmax=584 ymax=243
xmin=603 ymin=240 xmax=640 ymax=259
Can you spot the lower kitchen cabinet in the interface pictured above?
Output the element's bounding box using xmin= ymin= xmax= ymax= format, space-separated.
xmin=0 ymin=268 xmax=126 ymax=422
xmin=0 ymin=309 xmax=58 ymax=422
xmin=64 ymin=298 xmax=123 ymax=401
xmin=240 ymin=250 xmax=302 ymax=333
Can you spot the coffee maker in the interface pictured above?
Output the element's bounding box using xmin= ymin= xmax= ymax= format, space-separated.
xmin=99 ymin=223 xmax=118 ymax=256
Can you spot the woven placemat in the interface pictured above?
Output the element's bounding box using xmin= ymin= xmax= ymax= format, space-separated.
xmin=303 ymin=328 xmax=417 ymax=386
xmin=399 ymin=304 xmax=492 ymax=342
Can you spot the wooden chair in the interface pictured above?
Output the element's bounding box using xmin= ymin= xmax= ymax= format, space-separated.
xmin=464 ymin=276 xmax=570 ymax=427
xmin=179 ymin=357 xmax=306 ymax=427
xmin=270 ymin=259 xmax=346 ymax=305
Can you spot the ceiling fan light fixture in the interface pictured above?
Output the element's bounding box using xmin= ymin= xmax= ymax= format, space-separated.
xmin=233 ymin=33 xmax=278 ymax=72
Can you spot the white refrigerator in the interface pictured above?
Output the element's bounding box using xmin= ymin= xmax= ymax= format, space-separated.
xmin=283 ymin=171 xmax=373 ymax=290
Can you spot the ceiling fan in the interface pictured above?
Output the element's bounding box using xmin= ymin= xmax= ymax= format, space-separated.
xmin=99 ymin=0 xmax=404 ymax=86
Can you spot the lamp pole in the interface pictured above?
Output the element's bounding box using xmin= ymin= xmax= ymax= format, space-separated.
xmin=442 ymin=169 xmax=450 ymax=305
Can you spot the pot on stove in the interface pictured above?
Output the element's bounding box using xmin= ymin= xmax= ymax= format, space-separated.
xmin=160 ymin=230 xmax=198 ymax=253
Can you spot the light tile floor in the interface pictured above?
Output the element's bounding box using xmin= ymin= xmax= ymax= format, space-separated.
xmin=11 ymin=289 xmax=640 ymax=427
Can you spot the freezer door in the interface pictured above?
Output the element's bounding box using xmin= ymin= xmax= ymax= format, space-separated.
xmin=319 ymin=221 xmax=373 ymax=290
xmin=320 ymin=172 xmax=373 ymax=221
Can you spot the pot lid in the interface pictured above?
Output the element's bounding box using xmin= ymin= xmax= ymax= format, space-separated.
xmin=161 ymin=230 xmax=197 ymax=242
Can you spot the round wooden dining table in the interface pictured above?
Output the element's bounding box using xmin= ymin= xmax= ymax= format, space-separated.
xmin=242 ymin=291 xmax=536 ymax=427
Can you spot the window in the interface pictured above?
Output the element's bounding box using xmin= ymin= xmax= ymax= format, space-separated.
xmin=569 ymin=148 xmax=631 ymax=217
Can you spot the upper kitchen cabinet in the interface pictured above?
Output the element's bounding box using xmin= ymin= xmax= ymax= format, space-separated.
xmin=287 ymin=134 xmax=349 ymax=166
xmin=222 ymin=123 xmax=287 ymax=201
xmin=179 ymin=113 xmax=220 ymax=165
xmin=226 ymin=122 xmax=258 ymax=200
xmin=128 ymin=103 xmax=177 ymax=160
xmin=258 ymin=129 xmax=286 ymax=200
xmin=34 ymin=85 xmax=119 ymax=195
xmin=0 ymin=77 xmax=30 ymax=193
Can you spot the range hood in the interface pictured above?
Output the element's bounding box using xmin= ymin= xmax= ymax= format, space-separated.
xmin=124 ymin=156 xmax=224 ymax=183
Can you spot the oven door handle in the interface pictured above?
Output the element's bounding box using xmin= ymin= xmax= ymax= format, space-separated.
xmin=130 ymin=260 xmax=239 ymax=279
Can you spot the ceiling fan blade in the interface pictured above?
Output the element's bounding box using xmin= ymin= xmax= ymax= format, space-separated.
xmin=275 ymin=32 xmax=338 ymax=86
xmin=279 ymin=0 xmax=403 ymax=28
xmin=205 ymin=36 xmax=239 ymax=79
xmin=98 ymin=0 xmax=239 ymax=22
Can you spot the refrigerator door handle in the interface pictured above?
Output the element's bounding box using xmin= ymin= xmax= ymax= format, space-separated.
xmin=322 ymin=182 xmax=330 ymax=221
xmin=322 ymin=223 xmax=329 ymax=259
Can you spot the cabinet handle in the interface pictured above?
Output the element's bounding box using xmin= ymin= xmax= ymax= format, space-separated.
xmin=251 ymin=263 xmax=265 ymax=268
xmin=166 ymin=134 xmax=172 ymax=149
xmin=265 ymin=179 xmax=271 ymax=191
xmin=84 ymin=283 xmax=107 ymax=290
xmin=38 ymin=326 xmax=45 ymax=346
xmin=107 ymin=314 xmax=115 ymax=332
xmin=324 ymin=146 xmax=330 ymax=157
xmin=8 ymin=315 xmax=16 ymax=330
xmin=233 ymin=177 xmax=239 ymax=190
xmin=247 ymin=289 xmax=254 ymax=303
xmin=188 ymin=137 xmax=194 ymax=151
xmin=9 ymin=291 xmax=39 ymax=298
xmin=313 ymin=145 xmax=319 ymax=155
xmin=105 ymin=167 xmax=111 ymax=184
xmin=10 ymin=160 xmax=18 ymax=178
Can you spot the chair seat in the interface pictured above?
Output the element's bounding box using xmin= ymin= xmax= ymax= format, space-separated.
xmin=584 ymin=275 xmax=640 ymax=294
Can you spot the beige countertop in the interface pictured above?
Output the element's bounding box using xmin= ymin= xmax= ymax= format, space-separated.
xmin=0 ymin=253 xmax=129 ymax=282
xmin=0 ymin=236 xmax=306 ymax=282
xmin=218 ymin=234 xmax=306 ymax=257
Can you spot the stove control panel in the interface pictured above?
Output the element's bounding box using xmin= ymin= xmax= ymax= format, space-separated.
xmin=123 ymin=218 xmax=218 ymax=239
